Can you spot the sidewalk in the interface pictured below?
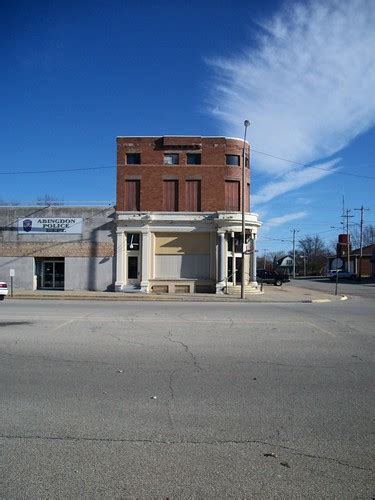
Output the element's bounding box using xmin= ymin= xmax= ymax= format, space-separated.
xmin=9 ymin=283 xmax=347 ymax=303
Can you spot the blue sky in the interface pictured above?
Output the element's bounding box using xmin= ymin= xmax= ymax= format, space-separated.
xmin=1 ymin=0 xmax=375 ymax=255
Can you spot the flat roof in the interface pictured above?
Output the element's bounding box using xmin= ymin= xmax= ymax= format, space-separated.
xmin=116 ymin=135 xmax=247 ymax=143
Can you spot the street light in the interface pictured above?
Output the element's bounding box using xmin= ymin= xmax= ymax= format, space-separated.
xmin=241 ymin=120 xmax=250 ymax=299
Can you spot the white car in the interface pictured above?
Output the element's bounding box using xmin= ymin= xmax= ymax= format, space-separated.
xmin=0 ymin=281 xmax=9 ymax=300
xmin=328 ymin=270 xmax=356 ymax=281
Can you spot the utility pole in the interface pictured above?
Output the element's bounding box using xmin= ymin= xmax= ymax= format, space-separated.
xmin=241 ymin=120 xmax=250 ymax=299
xmin=263 ymin=249 xmax=269 ymax=268
xmin=302 ymin=253 xmax=306 ymax=276
xmin=354 ymin=206 xmax=370 ymax=280
xmin=290 ymin=229 xmax=299 ymax=279
xmin=342 ymin=209 xmax=354 ymax=272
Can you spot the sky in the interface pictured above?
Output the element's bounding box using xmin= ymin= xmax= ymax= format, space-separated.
xmin=1 ymin=0 xmax=375 ymax=256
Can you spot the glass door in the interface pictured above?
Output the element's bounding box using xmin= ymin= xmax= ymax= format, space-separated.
xmin=41 ymin=260 xmax=65 ymax=289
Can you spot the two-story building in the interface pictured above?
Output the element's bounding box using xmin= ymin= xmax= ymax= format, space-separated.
xmin=115 ymin=136 xmax=261 ymax=294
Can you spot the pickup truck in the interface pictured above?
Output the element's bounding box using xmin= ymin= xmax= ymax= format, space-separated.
xmin=256 ymin=270 xmax=290 ymax=286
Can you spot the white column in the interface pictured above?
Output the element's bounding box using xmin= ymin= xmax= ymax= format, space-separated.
xmin=140 ymin=230 xmax=150 ymax=293
xmin=216 ymin=231 xmax=226 ymax=293
xmin=251 ymin=234 xmax=258 ymax=285
xmin=115 ymin=230 xmax=125 ymax=291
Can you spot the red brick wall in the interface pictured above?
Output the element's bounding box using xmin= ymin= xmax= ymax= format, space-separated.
xmin=116 ymin=136 xmax=250 ymax=212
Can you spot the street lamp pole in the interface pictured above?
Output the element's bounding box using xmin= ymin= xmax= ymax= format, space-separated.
xmin=241 ymin=120 xmax=250 ymax=299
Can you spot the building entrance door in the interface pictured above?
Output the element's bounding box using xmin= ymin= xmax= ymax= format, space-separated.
xmin=228 ymin=256 xmax=242 ymax=285
xmin=41 ymin=260 xmax=65 ymax=289
xmin=127 ymin=255 xmax=140 ymax=285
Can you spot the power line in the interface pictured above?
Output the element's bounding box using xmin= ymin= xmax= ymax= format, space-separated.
xmin=251 ymin=148 xmax=375 ymax=180
xmin=0 ymin=150 xmax=374 ymax=180
xmin=0 ymin=165 xmax=116 ymax=175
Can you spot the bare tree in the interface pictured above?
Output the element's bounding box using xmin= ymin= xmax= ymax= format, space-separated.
xmin=350 ymin=225 xmax=375 ymax=248
xmin=0 ymin=199 xmax=20 ymax=206
xmin=35 ymin=195 xmax=64 ymax=206
xmin=298 ymin=235 xmax=329 ymax=276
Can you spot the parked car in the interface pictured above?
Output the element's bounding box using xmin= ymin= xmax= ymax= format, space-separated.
xmin=328 ymin=270 xmax=356 ymax=281
xmin=0 ymin=281 xmax=9 ymax=300
xmin=257 ymin=270 xmax=290 ymax=286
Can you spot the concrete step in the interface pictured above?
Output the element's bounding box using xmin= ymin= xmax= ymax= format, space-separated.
xmin=121 ymin=285 xmax=141 ymax=293
xmin=225 ymin=285 xmax=262 ymax=295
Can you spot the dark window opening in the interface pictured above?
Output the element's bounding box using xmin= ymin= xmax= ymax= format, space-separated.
xmin=187 ymin=153 xmax=201 ymax=165
xmin=128 ymin=256 xmax=138 ymax=279
xmin=226 ymin=154 xmax=240 ymax=166
xmin=126 ymin=153 xmax=141 ymax=165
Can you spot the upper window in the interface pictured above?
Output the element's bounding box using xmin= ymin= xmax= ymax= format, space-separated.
xmin=226 ymin=154 xmax=240 ymax=166
xmin=127 ymin=233 xmax=140 ymax=250
xmin=126 ymin=153 xmax=141 ymax=165
xmin=125 ymin=180 xmax=140 ymax=211
xmin=164 ymin=154 xmax=179 ymax=165
xmin=187 ymin=153 xmax=201 ymax=165
xmin=163 ymin=180 xmax=178 ymax=211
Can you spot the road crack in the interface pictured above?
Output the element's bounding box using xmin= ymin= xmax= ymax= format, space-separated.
xmin=1 ymin=434 xmax=372 ymax=472
xmin=164 ymin=332 xmax=202 ymax=371
xmin=0 ymin=351 xmax=124 ymax=366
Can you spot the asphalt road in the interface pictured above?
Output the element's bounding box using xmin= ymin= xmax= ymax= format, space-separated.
xmin=293 ymin=277 xmax=375 ymax=300
xmin=1 ymin=298 xmax=374 ymax=498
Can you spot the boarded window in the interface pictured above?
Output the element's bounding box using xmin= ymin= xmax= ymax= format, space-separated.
xmin=163 ymin=180 xmax=178 ymax=211
xmin=225 ymin=181 xmax=240 ymax=211
xmin=185 ymin=180 xmax=201 ymax=211
xmin=125 ymin=180 xmax=140 ymax=211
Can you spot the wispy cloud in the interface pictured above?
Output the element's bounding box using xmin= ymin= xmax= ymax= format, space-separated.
xmin=252 ymin=159 xmax=340 ymax=205
xmin=262 ymin=211 xmax=308 ymax=231
xmin=209 ymin=0 xmax=375 ymax=201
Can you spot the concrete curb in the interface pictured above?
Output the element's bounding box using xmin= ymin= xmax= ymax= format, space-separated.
xmin=6 ymin=291 xmax=346 ymax=304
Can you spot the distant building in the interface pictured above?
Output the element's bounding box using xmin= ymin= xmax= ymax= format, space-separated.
xmin=0 ymin=206 xmax=115 ymax=290
xmin=274 ymin=255 xmax=293 ymax=276
xmin=115 ymin=136 xmax=261 ymax=293
xmin=329 ymin=234 xmax=375 ymax=278
xmin=351 ymin=244 xmax=375 ymax=277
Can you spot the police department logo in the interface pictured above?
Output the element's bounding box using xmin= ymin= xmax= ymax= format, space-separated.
xmin=23 ymin=219 xmax=32 ymax=232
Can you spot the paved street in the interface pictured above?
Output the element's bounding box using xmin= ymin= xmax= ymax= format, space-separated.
xmin=1 ymin=298 xmax=374 ymax=498
xmin=292 ymin=277 xmax=375 ymax=300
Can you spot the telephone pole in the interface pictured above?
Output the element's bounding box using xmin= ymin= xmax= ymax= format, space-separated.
xmin=342 ymin=209 xmax=354 ymax=272
xmin=290 ymin=229 xmax=299 ymax=278
xmin=263 ymin=249 xmax=269 ymax=268
xmin=354 ymin=206 xmax=370 ymax=280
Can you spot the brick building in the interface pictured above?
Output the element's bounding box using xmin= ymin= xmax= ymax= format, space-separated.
xmin=115 ymin=136 xmax=261 ymax=293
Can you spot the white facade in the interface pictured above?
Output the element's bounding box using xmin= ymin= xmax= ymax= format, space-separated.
xmin=115 ymin=211 xmax=261 ymax=294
